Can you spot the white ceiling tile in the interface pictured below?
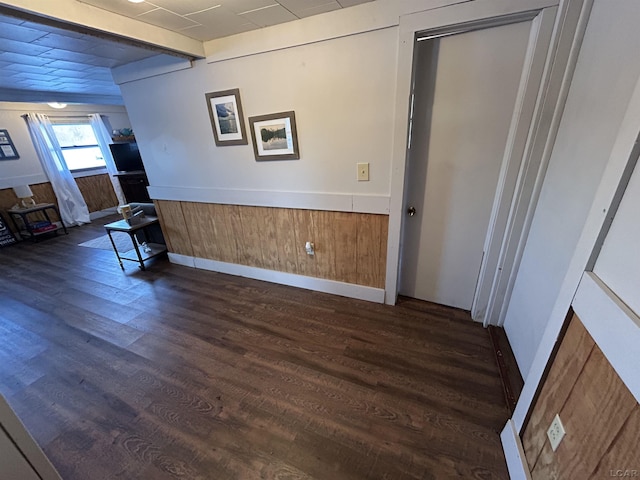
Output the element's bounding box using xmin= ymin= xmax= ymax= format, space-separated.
xmin=85 ymin=44 xmax=154 ymax=64
xmin=42 ymin=60 xmax=93 ymax=71
xmin=277 ymin=0 xmax=332 ymax=12
xmin=48 ymin=67 xmax=93 ymax=78
xmin=33 ymin=33 xmax=96 ymax=53
xmin=217 ymin=0 xmax=277 ymax=15
xmin=147 ymin=0 xmax=221 ymax=16
xmin=137 ymin=7 xmax=201 ymax=30
xmin=239 ymin=4 xmax=297 ymax=27
xmin=0 ymin=1 xmax=379 ymax=100
xmin=20 ymin=20 xmax=88 ymax=39
xmin=4 ymin=64 xmax=55 ymax=75
xmin=336 ymin=0 xmax=372 ymax=7
xmin=1 ymin=38 xmax=52 ymax=56
xmin=12 ymin=72 xmax=59 ymax=82
xmin=0 ymin=22 xmax=48 ymax=43
xmin=39 ymin=48 xmax=106 ymax=65
xmin=0 ymin=52 xmax=52 ymax=66
xmin=77 ymin=0 xmax=158 ymax=16
xmin=277 ymin=0 xmax=340 ymax=17
xmin=185 ymin=5 xmax=252 ymax=26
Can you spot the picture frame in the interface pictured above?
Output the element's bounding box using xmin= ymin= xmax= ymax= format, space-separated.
xmin=0 ymin=129 xmax=19 ymax=160
xmin=205 ymin=88 xmax=248 ymax=146
xmin=249 ymin=111 xmax=300 ymax=161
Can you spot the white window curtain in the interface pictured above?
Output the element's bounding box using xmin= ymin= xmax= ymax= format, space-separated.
xmin=24 ymin=113 xmax=90 ymax=227
xmin=88 ymin=114 xmax=126 ymax=205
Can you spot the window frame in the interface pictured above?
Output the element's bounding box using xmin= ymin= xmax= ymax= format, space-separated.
xmin=49 ymin=118 xmax=108 ymax=175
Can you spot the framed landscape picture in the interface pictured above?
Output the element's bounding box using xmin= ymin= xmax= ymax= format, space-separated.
xmin=205 ymin=89 xmax=248 ymax=146
xmin=249 ymin=111 xmax=299 ymax=161
xmin=0 ymin=129 xmax=19 ymax=160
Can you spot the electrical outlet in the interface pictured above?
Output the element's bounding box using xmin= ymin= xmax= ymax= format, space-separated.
xmin=547 ymin=414 xmax=566 ymax=451
xmin=357 ymin=162 xmax=369 ymax=181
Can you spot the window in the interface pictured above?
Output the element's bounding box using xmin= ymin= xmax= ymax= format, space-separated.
xmin=51 ymin=123 xmax=105 ymax=171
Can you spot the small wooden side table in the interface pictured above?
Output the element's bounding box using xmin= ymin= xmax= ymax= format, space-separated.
xmin=104 ymin=216 xmax=167 ymax=270
xmin=7 ymin=203 xmax=68 ymax=242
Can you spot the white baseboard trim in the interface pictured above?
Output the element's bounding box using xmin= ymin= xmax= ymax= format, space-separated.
xmin=501 ymin=420 xmax=532 ymax=480
xmin=167 ymin=253 xmax=385 ymax=303
xmin=89 ymin=207 xmax=117 ymax=221
xmin=168 ymin=252 xmax=196 ymax=267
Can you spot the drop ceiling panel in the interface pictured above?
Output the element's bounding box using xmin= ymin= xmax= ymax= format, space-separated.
xmin=20 ymin=20 xmax=88 ymax=39
xmin=0 ymin=52 xmax=52 ymax=66
xmin=148 ymin=0 xmax=223 ymax=16
xmin=32 ymin=33 xmax=96 ymax=52
xmin=40 ymin=49 xmax=109 ymax=65
xmin=4 ymin=64 xmax=55 ymax=74
xmin=137 ymin=8 xmax=201 ymax=30
xmin=77 ymin=0 xmax=158 ymax=16
xmin=277 ymin=0 xmax=335 ymax=12
xmin=295 ymin=2 xmax=341 ymax=18
xmin=217 ymin=0 xmax=279 ymax=15
xmin=0 ymin=22 xmax=48 ymax=42
xmin=184 ymin=5 xmax=255 ymax=28
xmin=86 ymin=44 xmax=153 ymax=64
xmin=43 ymin=60 xmax=92 ymax=71
xmin=1 ymin=38 xmax=51 ymax=56
xmin=0 ymin=1 xmax=374 ymax=102
xmin=48 ymin=68 xmax=92 ymax=78
xmin=240 ymin=4 xmax=298 ymax=28
xmin=77 ymin=0 xmax=373 ymax=41
xmin=337 ymin=0 xmax=368 ymax=6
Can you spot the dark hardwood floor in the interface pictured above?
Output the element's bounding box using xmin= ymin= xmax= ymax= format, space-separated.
xmin=0 ymin=216 xmax=510 ymax=479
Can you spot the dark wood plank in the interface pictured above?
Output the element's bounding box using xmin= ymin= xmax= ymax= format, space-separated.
xmin=0 ymin=215 xmax=510 ymax=479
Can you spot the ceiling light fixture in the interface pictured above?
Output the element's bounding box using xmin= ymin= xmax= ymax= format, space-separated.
xmin=47 ymin=102 xmax=67 ymax=109
xmin=128 ymin=0 xmax=145 ymax=3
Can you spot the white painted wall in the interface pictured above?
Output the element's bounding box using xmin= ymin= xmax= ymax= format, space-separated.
xmin=593 ymin=161 xmax=640 ymax=318
xmin=502 ymin=0 xmax=640 ymax=377
xmin=0 ymin=102 xmax=131 ymax=189
xmin=119 ymin=27 xmax=398 ymax=200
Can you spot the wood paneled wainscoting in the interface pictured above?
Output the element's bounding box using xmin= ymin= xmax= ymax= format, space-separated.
xmin=75 ymin=174 xmax=118 ymax=212
xmin=522 ymin=313 xmax=640 ymax=478
xmin=0 ymin=174 xmax=118 ymax=233
xmin=155 ymin=200 xmax=388 ymax=290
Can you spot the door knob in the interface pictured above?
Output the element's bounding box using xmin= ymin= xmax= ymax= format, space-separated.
xmin=407 ymin=206 xmax=416 ymax=216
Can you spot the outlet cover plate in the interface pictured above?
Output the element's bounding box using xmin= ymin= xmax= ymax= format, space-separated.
xmin=547 ymin=414 xmax=566 ymax=451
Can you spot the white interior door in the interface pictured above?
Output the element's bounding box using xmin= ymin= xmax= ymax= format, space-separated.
xmin=399 ymin=20 xmax=534 ymax=310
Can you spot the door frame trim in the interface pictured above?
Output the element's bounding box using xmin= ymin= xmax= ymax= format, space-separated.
xmin=472 ymin=6 xmax=557 ymax=326
xmin=386 ymin=0 xmax=560 ymax=315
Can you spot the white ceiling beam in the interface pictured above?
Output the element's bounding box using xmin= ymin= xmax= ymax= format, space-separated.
xmin=0 ymin=0 xmax=205 ymax=58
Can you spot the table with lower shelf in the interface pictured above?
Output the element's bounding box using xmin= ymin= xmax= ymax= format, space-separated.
xmin=7 ymin=203 xmax=68 ymax=242
xmin=104 ymin=216 xmax=167 ymax=270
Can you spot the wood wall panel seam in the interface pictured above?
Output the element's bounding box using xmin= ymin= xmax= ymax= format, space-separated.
xmin=523 ymin=313 xmax=639 ymax=479
xmin=155 ymin=200 xmax=388 ymax=289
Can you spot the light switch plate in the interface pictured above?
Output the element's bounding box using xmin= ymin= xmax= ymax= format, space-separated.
xmin=357 ymin=162 xmax=369 ymax=181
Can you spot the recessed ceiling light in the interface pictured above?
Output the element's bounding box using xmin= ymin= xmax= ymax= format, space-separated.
xmin=128 ymin=0 xmax=145 ymax=3
xmin=47 ymin=102 xmax=68 ymax=109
